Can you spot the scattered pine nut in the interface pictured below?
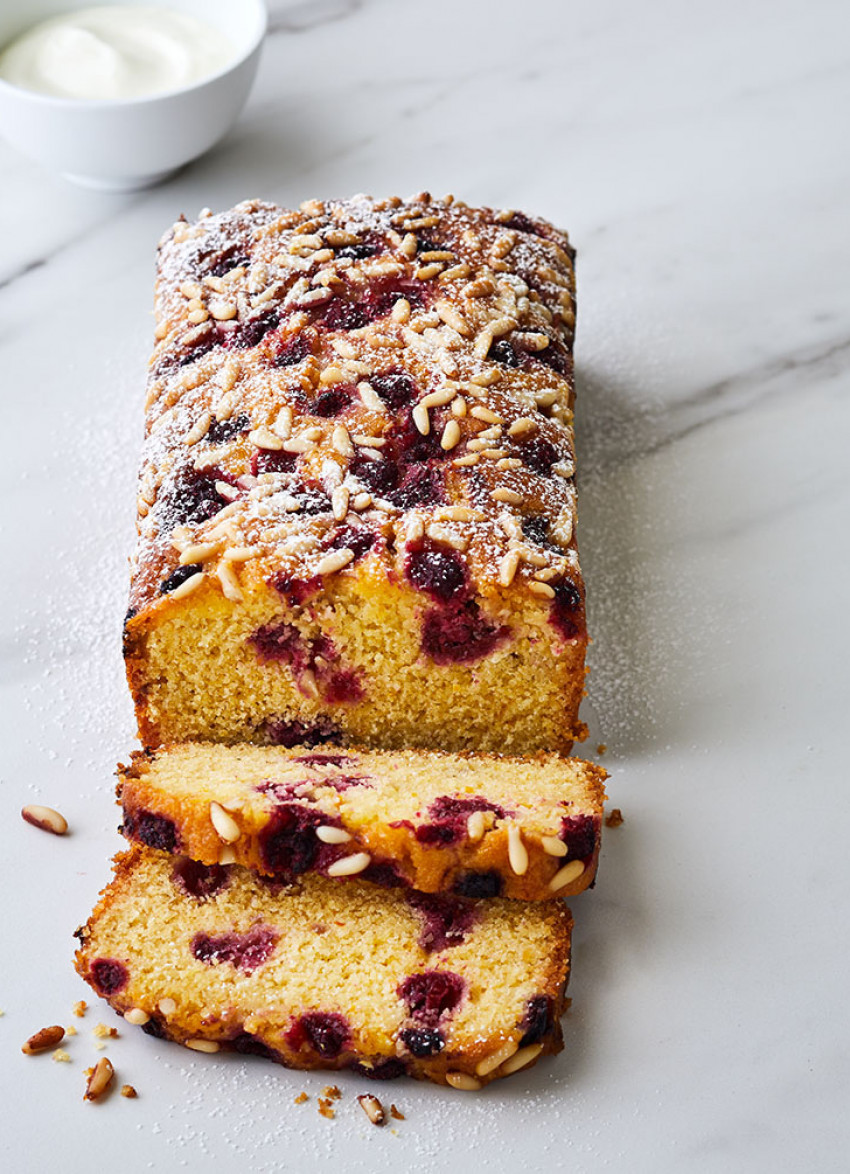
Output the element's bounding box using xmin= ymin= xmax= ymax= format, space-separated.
xmin=21 ymin=805 xmax=68 ymax=835
xmin=84 ymin=1057 xmax=114 ymax=1101
xmin=22 ymin=1025 xmax=64 ymax=1054
xmin=357 ymin=1093 xmax=386 ymax=1125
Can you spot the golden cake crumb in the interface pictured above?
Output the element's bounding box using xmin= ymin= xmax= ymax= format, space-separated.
xmin=317 ymin=1098 xmax=335 ymax=1119
xmin=93 ymin=1023 xmax=119 ymax=1039
xmin=596 ymin=744 xmax=607 ymax=756
xmin=52 ymin=1049 xmax=72 ymax=1063
xmin=121 ymin=1084 xmax=138 ymax=1098
xmin=605 ymin=808 xmax=624 ymax=828
xmin=65 ymin=1025 xmax=78 ymax=1036
xmin=390 ymin=1104 xmax=405 ymax=1120
xmin=73 ymin=1001 xmax=87 ymax=1018
xmin=294 ymin=1092 xmax=309 ymax=1105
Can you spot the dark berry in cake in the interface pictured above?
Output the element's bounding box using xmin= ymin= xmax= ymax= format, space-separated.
xmin=518 ymin=995 xmax=553 ymax=1047
xmin=250 ymin=621 xmax=303 ymax=666
xmin=390 ymin=464 xmax=444 ymax=509
xmin=320 ymin=297 xmax=371 ymax=332
xmin=263 ymin=717 xmax=340 ymax=747
xmin=502 ymin=211 xmax=543 ymax=237
xmin=287 ymin=1012 xmax=350 ymax=1058
xmin=405 ymin=539 xmax=468 ymax=602
xmin=162 ymin=467 xmax=229 ymax=527
xmin=272 ymin=330 xmax=315 ymax=367
xmin=416 ymin=795 xmax=507 ymax=846
xmin=260 ymin=803 xmax=328 ymax=875
xmin=270 ymin=571 xmax=322 ymax=606
xmin=534 ymin=338 xmax=570 ymax=375
xmin=550 ymin=580 xmax=583 ymax=641
xmin=312 ymin=385 xmax=353 ymax=417
xmin=206 ymin=413 xmax=250 ymax=445
xmin=420 ymin=601 xmax=510 ymax=665
xmin=399 ymin=1027 xmax=444 ymax=1057
xmin=122 ymin=809 xmax=178 ymax=852
xmin=488 ymin=339 xmax=521 ymax=367
xmin=207 ymin=244 xmax=251 ymax=277
xmin=323 ymin=525 xmax=375 ymax=562
xmin=90 ymin=958 xmax=129 ymax=996
xmin=335 ymin=242 xmax=380 ymax=260
xmin=141 ymin=1016 xmax=166 ymax=1039
xmin=251 ymin=448 xmax=298 ymax=477
xmin=228 ymin=310 xmax=280 ymax=350
xmin=407 ymin=894 xmax=478 ymax=953
xmin=522 ymin=514 xmax=561 ymax=552
xmin=172 ymin=857 xmax=229 ymax=900
xmin=452 ymin=871 xmax=503 ymax=899
xmin=362 ymin=860 xmax=407 ymax=888
xmin=159 ymin=563 xmax=202 ymax=595
xmin=398 ymin=970 xmax=466 ymax=1022
xmin=560 ymin=813 xmax=597 ymax=860
xmin=369 ymin=371 xmax=417 ymax=412
xmin=520 ymin=437 xmax=558 ymax=476
xmin=191 ymin=926 xmax=279 ymax=973
xmin=231 ymin=1033 xmax=276 ymax=1059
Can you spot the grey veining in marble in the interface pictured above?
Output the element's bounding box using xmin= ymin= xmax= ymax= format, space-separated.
xmin=1 ymin=1 xmax=849 ymax=1171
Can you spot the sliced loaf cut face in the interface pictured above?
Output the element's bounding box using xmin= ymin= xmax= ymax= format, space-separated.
xmin=74 ymin=845 xmax=572 ymax=1088
xmin=118 ymin=742 xmax=607 ymax=901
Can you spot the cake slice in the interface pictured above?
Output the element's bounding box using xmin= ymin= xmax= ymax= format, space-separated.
xmin=118 ymin=742 xmax=607 ymax=900
xmin=125 ymin=194 xmax=586 ymax=756
xmin=74 ymin=845 xmax=572 ymax=1088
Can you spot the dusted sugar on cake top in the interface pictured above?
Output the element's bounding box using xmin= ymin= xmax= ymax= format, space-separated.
xmin=74 ymin=846 xmax=572 ymax=1088
xmin=124 ymin=193 xmax=586 ymax=754
xmin=118 ymin=742 xmax=607 ymax=900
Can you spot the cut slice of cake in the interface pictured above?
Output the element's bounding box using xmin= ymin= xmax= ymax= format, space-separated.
xmin=118 ymin=742 xmax=607 ymax=900
xmin=74 ymin=845 xmax=572 ymax=1088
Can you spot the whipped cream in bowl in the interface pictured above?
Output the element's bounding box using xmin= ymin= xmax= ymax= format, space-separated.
xmin=0 ymin=0 xmax=267 ymax=190
xmin=0 ymin=5 xmax=237 ymax=101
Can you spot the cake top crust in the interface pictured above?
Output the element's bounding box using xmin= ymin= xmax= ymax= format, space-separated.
xmin=130 ymin=193 xmax=581 ymax=627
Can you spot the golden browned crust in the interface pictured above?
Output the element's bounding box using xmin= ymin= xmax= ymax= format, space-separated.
xmin=116 ymin=742 xmax=607 ymax=901
xmin=74 ymin=846 xmax=571 ymax=1088
xmin=126 ymin=193 xmax=586 ymax=755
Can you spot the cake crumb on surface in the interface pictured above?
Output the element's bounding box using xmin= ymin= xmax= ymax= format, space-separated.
xmin=294 ymin=1092 xmax=309 ymax=1105
xmin=52 ymin=1049 xmax=72 ymax=1062
xmin=65 ymin=1025 xmax=78 ymax=1036
xmin=322 ymin=1085 xmax=341 ymax=1100
xmin=93 ymin=1023 xmax=119 ymax=1039
xmin=390 ymin=1104 xmax=405 ymax=1120
xmin=605 ymin=807 xmax=624 ymax=827
xmin=73 ymin=1001 xmax=87 ymax=1018
xmin=317 ymin=1097 xmax=336 ymax=1119
xmin=121 ymin=1084 xmax=138 ymax=1098
xmin=596 ymin=744 xmax=607 ymax=756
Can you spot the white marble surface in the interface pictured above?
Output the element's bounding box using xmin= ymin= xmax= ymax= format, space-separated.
xmin=2 ymin=0 xmax=849 ymax=1170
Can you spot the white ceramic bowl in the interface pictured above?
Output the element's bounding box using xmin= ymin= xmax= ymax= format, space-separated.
xmin=0 ymin=0 xmax=267 ymax=190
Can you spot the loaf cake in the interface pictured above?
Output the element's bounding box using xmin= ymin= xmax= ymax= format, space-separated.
xmin=74 ymin=845 xmax=572 ymax=1088
xmin=118 ymin=742 xmax=607 ymax=900
xmin=124 ymin=193 xmax=586 ymax=755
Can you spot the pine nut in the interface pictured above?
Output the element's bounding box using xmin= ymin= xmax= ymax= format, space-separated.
xmin=548 ymin=859 xmax=585 ymax=891
xmin=210 ymin=801 xmax=240 ymax=843
xmin=326 ymin=852 xmax=371 ymax=877
xmin=21 ymin=805 xmax=68 ymax=836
